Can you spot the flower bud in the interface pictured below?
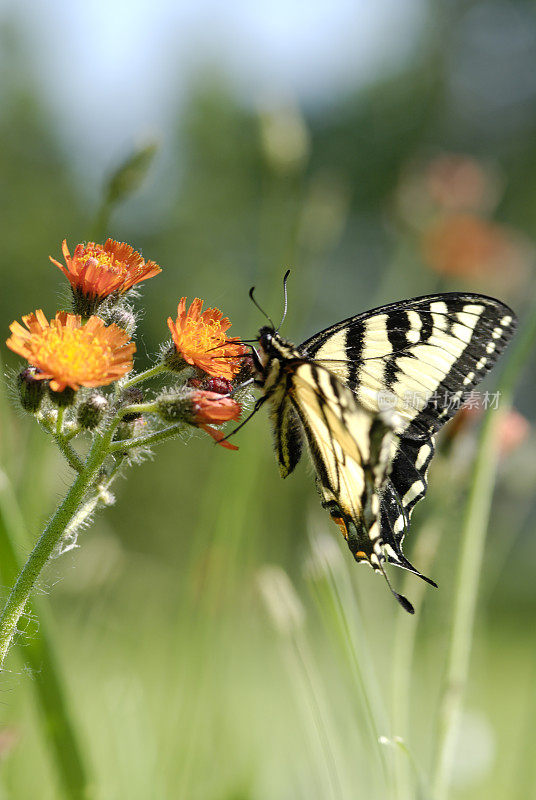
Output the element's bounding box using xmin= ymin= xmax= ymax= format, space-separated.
xmin=157 ymin=390 xmax=240 ymax=424
xmin=106 ymin=306 xmax=137 ymax=336
xmin=114 ymin=416 xmax=146 ymax=444
xmin=190 ymin=391 xmax=242 ymax=424
xmin=156 ymin=392 xmax=186 ymax=423
xmin=162 ymin=343 xmax=188 ymax=373
xmin=157 ymin=389 xmax=241 ymax=450
xmin=77 ymin=393 xmax=108 ymax=429
xmin=48 ymin=385 xmax=76 ymax=408
xmin=120 ymin=387 xmax=144 ymax=421
xmin=17 ymin=366 xmax=46 ymax=413
xmin=105 ymin=142 xmax=158 ymax=207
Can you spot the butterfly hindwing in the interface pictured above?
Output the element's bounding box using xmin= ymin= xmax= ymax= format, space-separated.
xmin=378 ymin=436 xmax=437 ymax=584
xmin=280 ymin=362 xmax=396 ymax=566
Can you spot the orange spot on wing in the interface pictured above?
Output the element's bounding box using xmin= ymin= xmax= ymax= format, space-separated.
xmin=331 ymin=516 xmax=348 ymax=539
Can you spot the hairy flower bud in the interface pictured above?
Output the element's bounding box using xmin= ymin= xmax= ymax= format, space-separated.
xmin=77 ymin=393 xmax=108 ymax=429
xmin=107 ymin=307 xmax=137 ymax=336
xmin=17 ymin=366 xmax=46 ymax=413
xmin=105 ymin=142 xmax=158 ymax=206
xmin=48 ymin=385 xmax=76 ymax=408
xmin=156 ymin=389 xmax=241 ymax=449
xmin=114 ymin=416 xmax=146 ymax=444
xmin=120 ymin=387 xmax=144 ymax=421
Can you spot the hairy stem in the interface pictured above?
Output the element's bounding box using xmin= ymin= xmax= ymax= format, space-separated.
xmin=39 ymin=415 xmax=84 ymax=473
xmin=121 ymin=362 xmax=167 ymax=389
xmin=54 ymin=435 xmax=84 ymax=473
xmin=109 ymin=422 xmax=184 ymax=453
xmin=56 ymin=407 xmax=65 ymax=436
xmin=0 ymin=467 xmax=91 ymax=799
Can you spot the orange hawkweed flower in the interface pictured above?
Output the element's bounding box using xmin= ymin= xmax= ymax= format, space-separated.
xmin=167 ymin=297 xmax=246 ymax=379
xmin=190 ymin=390 xmax=241 ymax=450
xmin=425 ymin=154 xmax=493 ymax=213
xmin=420 ymin=214 xmax=516 ymax=278
xmin=6 ymin=310 xmax=136 ymax=392
xmin=50 ymin=239 xmax=161 ymax=314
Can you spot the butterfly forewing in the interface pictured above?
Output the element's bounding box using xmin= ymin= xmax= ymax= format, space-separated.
xmin=302 ymin=293 xmax=516 ymax=439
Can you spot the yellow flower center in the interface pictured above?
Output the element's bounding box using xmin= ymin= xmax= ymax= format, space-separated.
xmin=82 ymin=247 xmax=124 ymax=276
xmin=183 ymin=317 xmax=226 ymax=353
xmin=33 ymin=326 xmax=115 ymax=380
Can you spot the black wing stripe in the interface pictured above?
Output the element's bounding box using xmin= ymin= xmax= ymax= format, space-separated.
xmin=274 ymin=393 xmax=303 ymax=478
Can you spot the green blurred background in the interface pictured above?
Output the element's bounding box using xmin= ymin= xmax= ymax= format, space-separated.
xmin=1 ymin=0 xmax=536 ymax=798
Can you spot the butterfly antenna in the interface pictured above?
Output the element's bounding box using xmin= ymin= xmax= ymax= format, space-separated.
xmin=217 ymin=395 xmax=268 ymax=444
xmin=276 ymin=269 xmax=291 ymax=333
xmin=249 ymin=286 xmax=275 ymax=328
xmin=378 ymin=560 xmax=415 ymax=614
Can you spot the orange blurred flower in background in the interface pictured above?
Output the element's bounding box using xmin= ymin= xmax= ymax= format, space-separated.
xmin=420 ymin=213 xmax=526 ymax=280
xmin=395 ymin=151 xmax=532 ymax=290
xmin=424 ymin=153 xmax=496 ymax=213
xmin=445 ymin=404 xmax=530 ymax=458
xmin=168 ymin=297 xmax=246 ymax=379
xmin=497 ymin=408 xmax=531 ymax=457
xmin=50 ymin=239 xmax=161 ymax=309
xmin=6 ymin=310 xmax=135 ymax=391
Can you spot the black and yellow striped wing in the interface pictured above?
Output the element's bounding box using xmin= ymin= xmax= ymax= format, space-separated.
xmin=275 ymin=361 xmax=422 ymax=611
xmin=284 ymin=362 xmax=396 ymax=553
xmin=301 ymin=293 xmax=516 ymax=439
xmin=298 ymin=292 xmax=516 ymax=572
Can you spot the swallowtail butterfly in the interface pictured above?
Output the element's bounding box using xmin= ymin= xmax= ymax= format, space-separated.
xmin=240 ymin=280 xmax=517 ymax=612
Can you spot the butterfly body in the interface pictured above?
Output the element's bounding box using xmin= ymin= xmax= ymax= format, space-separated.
xmin=251 ymin=293 xmax=517 ymax=611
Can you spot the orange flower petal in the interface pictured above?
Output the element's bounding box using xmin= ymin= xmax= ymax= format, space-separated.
xmin=200 ymin=424 xmax=239 ymax=450
xmin=49 ymin=238 xmax=161 ymax=302
xmin=191 ymin=390 xmax=242 ymax=423
xmin=6 ymin=310 xmax=135 ymax=391
xmin=168 ymin=297 xmax=246 ymax=379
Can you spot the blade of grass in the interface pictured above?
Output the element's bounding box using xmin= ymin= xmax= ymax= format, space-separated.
xmin=431 ymin=301 xmax=536 ymax=800
xmin=390 ymin=517 xmax=443 ymax=800
xmin=306 ymin=530 xmax=393 ymax=794
xmin=0 ymin=466 xmax=91 ymax=800
xmin=0 ymin=357 xmax=90 ymax=800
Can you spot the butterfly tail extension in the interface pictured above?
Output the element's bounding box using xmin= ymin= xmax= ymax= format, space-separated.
xmin=325 ymin=504 xmax=416 ymax=614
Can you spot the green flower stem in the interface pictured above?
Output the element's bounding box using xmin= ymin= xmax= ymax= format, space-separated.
xmin=39 ymin=415 xmax=84 ymax=473
xmin=0 ymin=430 xmax=110 ymax=669
xmin=60 ymin=492 xmax=105 ymax=549
xmin=109 ymin=422 xmax=185 ymax=453
xmin=64 ymin=423 xmax=82 ymax=442
xmin=121 ymin=362 xmax=167 ymax=389
xmin=55 ymin=434 xmax=84 ymax=473
xmin=432 ymin=303 xmax=536 ymax=800
xmin=56 ymin=407 xmax=65 ymax=436
xmin=117 ymin=401 xmax=159 ymax=418
xmin=0 ymin=468 xmax=90 ymax=800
